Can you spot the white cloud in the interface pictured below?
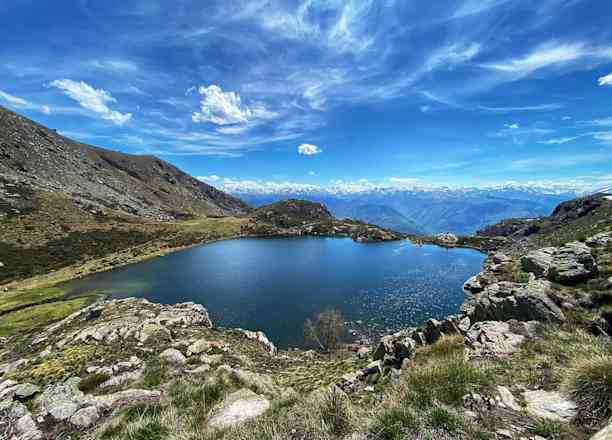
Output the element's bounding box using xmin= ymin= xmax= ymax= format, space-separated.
xmin=198 ymin=175 xmax=221 ymax=183
xmin=389 ymin=177 xmax=420 ymax=184
xmin=538 ymin=136 xmax=578 ymax=145
xmin=420 ymin=105 xmax=430 ymax=113
xmin=192 ymin=84 xmax=277 ymax=126
xmin=0 ymin=89 xmax=52 ymax=115
xmin=590 ymin=117 xmax=612 ymax=127
xmin=593 ymin=132 xmax=612 ymax=144
xmin=49 ymin=79 xmax=132 ymax=125
xmin=479 ymin=103 xmax=563 ymax=112
xmin=308 ymin=171 xmax=316 ymax=176
xmin=505 ymin=123 xmax=519 ymax=129
xmin=298 ymin=143 xmax=322 ymax=155
xmin=496 ymin=123 xmax=553 ymax=144
xmin=562 ymin=115 xmax=572 ymax=120
xmin=89 ymin=59 xmax=139 ymax=72
xmin=0 ymin=90 xmax=30 ymax=106
xmin=482 ymin=42 xmax=585 ymax=75
xmin=599 ymin=73 xmax=612 ymax=86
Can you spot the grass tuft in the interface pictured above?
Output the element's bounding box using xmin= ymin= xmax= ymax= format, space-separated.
xmin=78 ymin=372 xmax=110 ymax=393
xmin=563 ymin=354 xmax=612 ymax=424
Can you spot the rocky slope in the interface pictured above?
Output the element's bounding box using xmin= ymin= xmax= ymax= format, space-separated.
xmin=0 ymin=105 xmax=250 ymax=221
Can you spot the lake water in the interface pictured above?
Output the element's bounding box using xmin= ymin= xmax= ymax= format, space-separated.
xmin=63 ymin=237 xmax=485 ymax=348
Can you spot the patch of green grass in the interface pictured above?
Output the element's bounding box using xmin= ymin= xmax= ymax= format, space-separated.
xmin=403 ymin=358 xmax=492 ymax=407
xmin=0 ymin=295 xmax=97 ymax=337
xmin=126 ymin=420 xmax=167 ymax=440
xmin=563 ymin=354 xmax=612 ymax=424
xmin=78 ymin=372 xmax=111 ymax=393
xmin=0 ymin=287 xmax=66 ymax=313
xmin=427 ymin=406 xmax=463 ymax=433
xmin=142 ymin=359 xmax=168 ymax=388
xmin=318 ymin=386 xmax=353 ymax=435
xmin=370 ymin=407 xmax=419 ymax=440
xmin=529 ymin=419 xmax=564 ymax=438
xmin=123 ymin=403 xmax=164 ymax=423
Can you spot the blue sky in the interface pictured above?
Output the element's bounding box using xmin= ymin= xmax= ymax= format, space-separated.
xmin=1 ymin=0 xmax=612 ymax=192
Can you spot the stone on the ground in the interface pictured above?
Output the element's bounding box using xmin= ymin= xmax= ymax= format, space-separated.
xmin=37 ymin=377 xmax=84 ymax=421
xmin=187 ymin=339 xmax=211 ymax=356
xmin=372 ymin=330 xmax=416 ymax=367
xmin=0 ymin=358 xmax=29 ymax=376
xmin=186 ymin=364 xmax=211 ymax=374
xmin=207 ymin=388 xmax=270 ymax=430
xmin=521 ymin=248 xmax=556 ymax=276
xmin=0 ymin=399 xmax=42 ymax=440
xmin=495 ymin=386 xmax=520 ymax=411
xmin=465 ymin=321 xmax=526 ymax=358
xmin=159 ymin=348 xmax=187 ymax=365
xmin=70 ymin=405 xmax=99 ymax=427
xmin=14 ymin=383 xmax=41 ymax=399
xmin=356 ymin=347 xmax=369 ymax=359
xmin=138 ymin=323 xmax=172 ymax=343
xmin=523 ymin=390 xmax=577 ymax=422
xmin=586 ymin=231 xmax=612 ymax=247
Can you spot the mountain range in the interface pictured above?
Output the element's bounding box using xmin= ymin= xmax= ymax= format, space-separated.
xmin=232 ymin=187 xmax=579 ymax=235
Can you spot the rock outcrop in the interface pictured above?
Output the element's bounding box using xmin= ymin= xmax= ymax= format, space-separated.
xmin=207 ymin=388 xmax=271 ymax=430
xmin=463 ymin=280 xmax=564 ymax=323
xmin=522 ymin=242 xmax=597 ymax=285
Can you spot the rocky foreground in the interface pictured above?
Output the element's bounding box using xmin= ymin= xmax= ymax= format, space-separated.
xmin=1 ymin=194 xmax=612 ymax=439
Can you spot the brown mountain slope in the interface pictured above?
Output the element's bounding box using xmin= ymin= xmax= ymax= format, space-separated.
xmin=0 ymin=105 xmax=250 ymax=220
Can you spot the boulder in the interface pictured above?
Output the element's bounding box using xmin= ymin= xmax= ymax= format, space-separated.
xmin=373 ymin=330 xmax=416 ymax=368
xmin=14 ymin=383 xmax=40 ymax=399
xmin=0 ymin=400 xmax=42 ymax=440
xmin=85 ymin=389 xmax=160 ymax=412
xmin=0 ymin=358 xmax=28 ymax=377
xmin=465 ymin=321 xmax=526 ymax=358
xmin=159 ymin=348 xmax=187 ymax=365
xmin=523 ymin=390 xmax=577 ymax=422
xmin=521 ymin=248 xmax=556 ymax=276
xmin=69 ymin=406 xmax=99 ymax=428
xmin=187 ymin=339 xmax=212 ymax=356
xmin=548 ymin=242 xmax=597 ymax=285
xmin=138 ymin=323 xmax=172 ymax=343
xmin=464 ymin=275 xmax=484 ymax=293
xmin=424 ymin=319 xmax=443 ymax=344
xmin=207 ymin=388 xmax=270 ymax=430
xmin=464 ymin=280 xmax=564 ymax=323
xmin=495 ymin=386 xmax=520 ymax=411
xmin=492 ymin=253 xmax=511 ymax=265
xmin=37 ymin=377 xmax=84 ymax=421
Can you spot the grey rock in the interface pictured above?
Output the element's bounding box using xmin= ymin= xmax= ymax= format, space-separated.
xmin=492 ymin=253 xmax=511 ymax=265
xmin=37 ymin=377 xmax=84 ymax=421
xmin=464 ymin=280 xmax=564 ymax=323
xmin=464 ymin=275 xmax=484 ymax=293
xmin=0 ymin=358 xmax=29 ymax=376
xmin=207 ymin=388 xmax=270 ymax=430
xmin=523 ymin=390 xmax=577 ymax=422
xmin=69 ymin=405 xmax=99 ymax=427
xmin=187 ymin=339 xmax=212 ymax=356
xmin=159 ymin=348 xmax=187 ymax=365
xmin=138 ymin=323 xmax=172 ymax=344
xmin=14 ymin=383 xmax=41 ymax=399
xmin=356 ymin=347 xmax=370 ymax=359
xmin=548 ymin=242 xmax=597 ymax=285
xmin=465 ymin=321 xmax=526 ymax=358
xmin=424 ymin=319 xmax=442 ymax=344
xmin=186 ymin=364 xmax=211 ymax=374
xmin=495 ymin=386 xmax=520 ymax=411
xmin=521 ymin=248 xmax=556 ymax=276
xmin=373 ymin=330 xmax=416 ymax=368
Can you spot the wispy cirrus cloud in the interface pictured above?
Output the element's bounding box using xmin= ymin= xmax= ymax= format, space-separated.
xmin=598 ymin=73 xmax=612 ymax=86
xmin=538 ymin=136 xmax=578 ymax=145
xmin=0 ymin=89 xmax=51 ymax=115
xmin=48 ymin=79 xmax=132 ymax=125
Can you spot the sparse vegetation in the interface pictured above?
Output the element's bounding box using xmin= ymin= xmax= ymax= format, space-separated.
xmin=564 ymin=354 xmax=612 ymax=425
xmin=78 ymin=372 xmax=111 ymax=392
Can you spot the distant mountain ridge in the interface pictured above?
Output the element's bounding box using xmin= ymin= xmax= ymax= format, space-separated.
xmin=0 ymin=105 xmax=250 ymax=220
xmin=233 ymin=187 xmax=579 ymax=235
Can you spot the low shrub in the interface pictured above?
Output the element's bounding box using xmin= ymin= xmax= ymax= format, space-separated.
xmin=370 ymin=407 xmax=419 ymax=440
